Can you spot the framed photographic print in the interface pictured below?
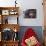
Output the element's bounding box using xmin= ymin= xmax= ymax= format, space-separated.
xmin=24 ymin=9 xmax=36 ymax=18
xmin=2 ymin=10 xmax=9 ymax=15
xmin=9 ymin=9 xmax=18 ymax=15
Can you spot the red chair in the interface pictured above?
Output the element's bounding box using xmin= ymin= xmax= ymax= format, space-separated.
xmin=21 ymin=28 xmax=41 ymax=46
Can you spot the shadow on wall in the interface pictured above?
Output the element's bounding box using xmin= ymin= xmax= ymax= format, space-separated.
xmin=18 ymin=26 xmax=44 ymax=44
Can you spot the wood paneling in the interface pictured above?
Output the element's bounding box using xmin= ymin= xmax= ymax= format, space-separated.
xmin=44 ymin=0 xmax=46 ymax=26
xmin=43 ymin=0 xmax=46 ymax=45
xmin=0 ymin=7 xmax=19 ymax=46
xmin=2 ymin=41 xmax=19 ymax=46
xmin=0 ymin=24 xmax=20 ymax=32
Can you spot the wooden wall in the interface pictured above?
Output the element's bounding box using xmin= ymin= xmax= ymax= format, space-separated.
xmin=44 ymin=0 xmax=46 ymax=26
xmin=0 ymin=24 xmax=20 ymax=32
xmin=43 ymin=0 xmax=46 ymax=46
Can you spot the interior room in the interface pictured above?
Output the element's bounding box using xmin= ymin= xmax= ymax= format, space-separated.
xmin=0 ymin=0 xmax=45 ymax=46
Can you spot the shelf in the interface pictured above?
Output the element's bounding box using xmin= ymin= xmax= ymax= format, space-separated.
xmin=0 ymin=7 xmax=19 ymax=46
xmin=0 ymin=7 xmax=19 ymax=24
xmin=1 ymin=15 xmax=18 ymax=24
xmin=1 ymin=40 xmax=19 ymax=46
xmin=0 ymin=24 xmax=20 ymax=32
xmin=2 ymin=40 xmax=19 ymax=43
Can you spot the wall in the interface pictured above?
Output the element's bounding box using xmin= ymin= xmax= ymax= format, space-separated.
xmin=0 ymin=0 xmax=44 ymax=26
xmin=17 ymin=0 xmax=44 ymax=26
xmin=0 ymin=0 xmax=15 ymax=7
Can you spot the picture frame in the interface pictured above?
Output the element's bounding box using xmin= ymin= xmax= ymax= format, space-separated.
xmin=2 ymin=10 xmax=9 ymax=15
xmin=24 ymin=9 xmax=36 ymax=18
xmin=9 ymin=10 xmax=18 ymax=15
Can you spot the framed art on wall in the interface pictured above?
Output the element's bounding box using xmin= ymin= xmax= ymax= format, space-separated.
xmin=2 ymin=10 xmax=9 ymax=15
xmin=24 ymin=9 xmax=36 ymax=18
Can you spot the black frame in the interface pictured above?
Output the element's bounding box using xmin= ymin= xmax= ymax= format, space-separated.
xmin=24 ymin=9 xmax=36 ymax=18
